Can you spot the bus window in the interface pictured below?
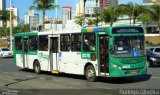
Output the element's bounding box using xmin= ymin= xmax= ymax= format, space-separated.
xmin=71 ymin=34 xmax=81 ymax=51
xmin=29 ymin=36 xmax=38 ymax=51
xmin=39 ymin=35 xmax=48 ymax=51
xmin=82 ymin=33 xmax=95 ymax=52
xmin=60 ymin=34 xmax=70 ymax=51
xmin=15 ymin=37 xmax=22 ymax=50
xmin=112 ymin=36 xmax=145 ymax=57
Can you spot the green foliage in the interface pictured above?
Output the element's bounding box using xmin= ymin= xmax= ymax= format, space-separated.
xmin=101 ymin=6 xmax=118 ymax=26
xmin=30 ymin=0 xmax=59 ymax=30
xmin=86 ymin=19 xmax=94 ymax=25
xmin=75 ymin=16 xmax=84 ymax=27
xmin=54 ymin=20 xmax=62 ymax=24
xmin=147 ymin=4 xmax=160 ymax=33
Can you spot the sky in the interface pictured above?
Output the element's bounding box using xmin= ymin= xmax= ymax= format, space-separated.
xmin=6 ymin=0 xmax=143 ymax=21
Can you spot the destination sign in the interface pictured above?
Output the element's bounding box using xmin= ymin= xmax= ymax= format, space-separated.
xmin=112 ymin=27 xmax=144 ymax=34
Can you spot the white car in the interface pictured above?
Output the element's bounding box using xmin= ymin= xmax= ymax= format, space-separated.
xmin=0 ymin=47 xmax=13 ymax=58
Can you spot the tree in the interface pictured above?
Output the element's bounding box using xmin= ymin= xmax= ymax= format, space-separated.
xmin=101 ymin=6 xmax=118 ymax=26
xmin=30 ymin=0 xmax=59 ymax=30
xmin=75 ymin=16 xmax=84 ymax=27
xmin=119 ymin=3 xmax=143 ymax=25
xmin=138 ymin=7 xmax=152 ymax=34
xmin=147 ymin=3 xmax=160 ymax=34
xmin=0 ymin=10 xmax=10 ymax=41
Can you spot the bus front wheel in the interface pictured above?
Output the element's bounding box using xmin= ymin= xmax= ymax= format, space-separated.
xmin=0 ymin=54 xmax=3 ymax=59
xmin=34 ymin=61 xmax=41 ymax=74
xmin=85 ymin=65 xmax=97 ymax=82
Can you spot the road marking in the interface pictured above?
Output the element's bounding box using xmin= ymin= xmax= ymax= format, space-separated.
xmin=151 ymin=76 xmax=160 ymax=80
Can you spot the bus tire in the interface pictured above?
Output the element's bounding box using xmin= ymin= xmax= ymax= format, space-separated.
xmin=85 ymin=65 xmax=97 ymax=82
xmin=0 ymin=54 xmax=3 ymax=59
xmin=147 ymin=61 xmax=151 ymax=67
xmin=34 ymin=61 xmax=41 ymax=74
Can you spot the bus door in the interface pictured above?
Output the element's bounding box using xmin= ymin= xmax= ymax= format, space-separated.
xmin=22 ymin=38 xmax=29 ymax=68
xmin=98 ymin=35 xmax=109 ymax=74
xmin=50 ymin=37 xmax=59 ymax=72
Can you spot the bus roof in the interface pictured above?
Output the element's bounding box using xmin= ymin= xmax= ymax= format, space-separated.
xmin=81 ymin=25 xmax=143 ymax=33
xmin=14 ymin=31 xmax=38 ymax=37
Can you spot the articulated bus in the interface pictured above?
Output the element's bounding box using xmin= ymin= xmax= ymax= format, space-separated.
xmin=14 ymin=26 xmax=147 ymax=81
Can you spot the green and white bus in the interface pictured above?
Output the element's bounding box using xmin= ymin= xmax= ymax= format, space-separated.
xmin=14 ymin=26 xmax=147 ymax=81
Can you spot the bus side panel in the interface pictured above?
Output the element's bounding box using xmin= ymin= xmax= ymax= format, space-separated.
xmin=59 ymin=52 xmax=99 ymax=75
xmin=15 ymin=54 xmax=23 ymax=68
xmin=27 ymin=55 xmax=38 ymax=69
xmin=38 ymin=51 xmax=50 ymax=71
xmin=59 ymin=52 xmax=83 ymax=74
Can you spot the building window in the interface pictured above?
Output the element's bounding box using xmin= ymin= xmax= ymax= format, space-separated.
xmin=39 ymin=35 xmax=48 ymax=51
xmin=82 ymin=33 xmax=95 ymax=52
xmin=15 ymin=37 xmax=22 ymax=50
xmin=29 ymin=36 xmax=38 ymax=51
xmin=60 ymin=34 xmax=70 ymax=51
xmin=71 ymin=34 xmax=81 ymax=51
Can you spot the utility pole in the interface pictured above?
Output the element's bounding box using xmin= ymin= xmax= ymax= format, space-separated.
xmin=10 ymin=0 xmax=13 ymax=51
xmin=96 ymin=0 xmax=98 ymax=26
xmin=55 ymin=0 xmax=57 ymax=31
xmin=83 ymin=0 xmax=86 ymax=27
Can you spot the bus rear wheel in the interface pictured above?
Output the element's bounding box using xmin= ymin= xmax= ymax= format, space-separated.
xmin=34 ymin=61 xmax=41 ymax=74
xmin=85 ymin=65 xmax=97 ymax=82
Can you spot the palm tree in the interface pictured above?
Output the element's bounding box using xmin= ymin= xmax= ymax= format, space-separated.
xmin=0 ymin=10 xmax=10 ymax=41
xmin=147 ymin=3 xmax=160 ymax=34
xmin=101 ymin=6 xmax=118 ymax=26
xmin=119 ymin=2 xmax=143 ymax=25
xmin=30 ymin=0 xmax=59 ymax=30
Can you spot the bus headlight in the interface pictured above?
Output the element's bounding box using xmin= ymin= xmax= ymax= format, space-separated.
xmin=112 ymin=64 xmax=122 ymax=69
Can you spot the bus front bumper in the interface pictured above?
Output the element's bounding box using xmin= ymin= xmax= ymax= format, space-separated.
xmin=109 ymin=64 xmax=147 ymax=77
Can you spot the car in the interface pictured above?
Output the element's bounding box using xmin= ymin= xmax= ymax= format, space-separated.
xmin=0 ymin=47 xmax=13 ymax=58
xmin=146 ymin=46 xmax=160 ymax=67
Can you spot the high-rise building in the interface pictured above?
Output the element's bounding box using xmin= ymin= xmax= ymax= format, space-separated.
xmin=0 ymin=0 xmax=6 ymax=10
xmin=75 ymin=0 xmax=96 ymax=17
xmin=0 ymin=0 xmax=6 ymax=27
xmin=62 ymin=6 xmax=72 ymax=25
xmin=24 ymin=10 xmax=39 ymax=30
xmin=75 ymin=0 xmax=118 ymax=17
xmin=6 ymin=6 xmax=19 ymax=27
xmin=99 ymin=0 xmax=118 ymax=8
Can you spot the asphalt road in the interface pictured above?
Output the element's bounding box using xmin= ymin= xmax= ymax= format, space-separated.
xmin=0 ymin=58 xmax=160 ymax=95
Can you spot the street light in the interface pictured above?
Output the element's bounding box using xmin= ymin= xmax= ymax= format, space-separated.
xmin=10 ymin=0 xmax=13 ymax=51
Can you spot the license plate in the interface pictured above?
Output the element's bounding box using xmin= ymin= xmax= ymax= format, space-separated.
xmin=131 ymin=70 xmax=137 ymax=74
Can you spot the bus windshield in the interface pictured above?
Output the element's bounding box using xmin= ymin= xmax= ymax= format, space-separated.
xmin=111 ymin=36 xmax=145 ymax=58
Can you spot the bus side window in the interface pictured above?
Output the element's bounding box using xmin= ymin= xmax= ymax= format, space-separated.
xmin=29 ymin=36 xmax=38 ymax=51
xmin=15 ymin=37 xmax=22 ymax=50
xmin=39 ymin=35 xmax=48 ymax=51
xmin=71 ymin=33 xmax=81 ymax=51
xmin=60 ymin=34 xmax=70 ymax=51
xmin=82 ymin=33 xmax=95 ymax=52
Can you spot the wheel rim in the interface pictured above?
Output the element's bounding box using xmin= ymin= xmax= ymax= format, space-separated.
xmin=87 ymin=69 xmax=94 ymax=78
